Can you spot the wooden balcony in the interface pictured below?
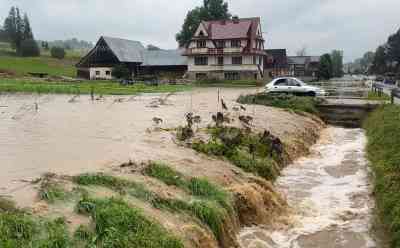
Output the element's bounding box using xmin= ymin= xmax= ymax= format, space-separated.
xmin=184 ymin=47 xmax=243 ymax=55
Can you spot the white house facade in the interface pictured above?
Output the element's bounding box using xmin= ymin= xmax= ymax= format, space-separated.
xmin=184 ymin=17 xmax=266 ymax=81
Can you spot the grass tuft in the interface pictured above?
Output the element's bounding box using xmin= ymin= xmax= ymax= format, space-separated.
xmin=76 ymin=197 xmax=184 ymax=248
xmin=144 ymin=162 xmax=187 ymax=188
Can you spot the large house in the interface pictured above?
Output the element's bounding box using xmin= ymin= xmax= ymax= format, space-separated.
xmin=264 ymin=49 xmax=289 ymax=78
xmin=76 ymin=36 xmax=187 ymax=80
xmin=184 ymin=17 xmax=266 ymax=81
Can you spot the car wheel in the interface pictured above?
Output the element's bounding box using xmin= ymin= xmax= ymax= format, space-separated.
xmin=307 ymin=91 xmax=316 ymax=97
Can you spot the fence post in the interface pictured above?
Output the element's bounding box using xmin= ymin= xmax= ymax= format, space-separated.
xmin=391 ymin=90 xmax=395 ymax=104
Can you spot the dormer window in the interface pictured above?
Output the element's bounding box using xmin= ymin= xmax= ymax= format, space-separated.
xmin=231 ymin=40 xmax=241 ymax=48
xmin=197 ymin=40 xmax=206 ymax=48
xmin=199 ymin=31 xmax=205 ymax=37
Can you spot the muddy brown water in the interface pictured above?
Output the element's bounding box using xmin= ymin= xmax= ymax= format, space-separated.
xmin=239 ymin=127 xmax=381 ymax=248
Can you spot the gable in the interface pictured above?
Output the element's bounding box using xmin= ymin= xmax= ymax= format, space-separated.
xmin=194 ymin=22 xmax=209 ymax=38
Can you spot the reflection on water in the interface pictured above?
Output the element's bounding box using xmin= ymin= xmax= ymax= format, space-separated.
xmin=239 ymin=127 xmax=377 ymax=248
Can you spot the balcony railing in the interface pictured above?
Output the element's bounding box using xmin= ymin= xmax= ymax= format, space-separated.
xmin=185 ymin=47 xmax=243 ymax=55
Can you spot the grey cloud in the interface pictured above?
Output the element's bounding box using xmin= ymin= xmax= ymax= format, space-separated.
xmin=0 ymin=0 xmax=399 ymax=61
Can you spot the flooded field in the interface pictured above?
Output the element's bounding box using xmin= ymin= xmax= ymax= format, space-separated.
xmin=239 ymin=127 xmax=379 ymax=248
xmin=0 ymin=88 xmax=319 ymax=208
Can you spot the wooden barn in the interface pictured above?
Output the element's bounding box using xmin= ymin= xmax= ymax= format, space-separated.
xmin=76 ymin=36 xmax=187 ymax=80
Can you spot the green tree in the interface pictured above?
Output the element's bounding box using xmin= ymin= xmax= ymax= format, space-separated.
xmin=371 ymin=46 xmax=387 ymax=75
xmin=387 ymin=28 xmax=400 ymax=69
xmin=176 ymin=0 xmax=231 ymax=47
xmin=50 ymin=46 xmax=66 ymax=59
xmin=20 ymin=39 xmax=40 ymax=57
xmin=318 ymin=54 xmax=333 ymax=80
xmin=112 ymin=64 xmax=130 ymax=79
xmin=331 ymin=50 xmax=344 ymax=78
xmin=3 ymin=7 xmax=36 ymax=55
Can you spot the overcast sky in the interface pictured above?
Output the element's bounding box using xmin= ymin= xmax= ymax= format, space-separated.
xmin=1 ymin=0 xmax=399 ymax=62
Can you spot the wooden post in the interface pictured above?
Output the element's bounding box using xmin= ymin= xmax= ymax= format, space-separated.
xmin=391 ymin=90 xmax=395 ymax=104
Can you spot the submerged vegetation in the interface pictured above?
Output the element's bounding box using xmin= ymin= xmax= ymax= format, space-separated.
xmin=0 ymin=79 xmax=191 ymax=95
xmin=191 ymin=127 xmax=282 ymax=181
xmin=237 ymin=93 xmax=322 ymax=114
xmin=364 ymin=104 xmax=400 ymax=247
xmin=367 ymin=91 xmax=391 ymax=101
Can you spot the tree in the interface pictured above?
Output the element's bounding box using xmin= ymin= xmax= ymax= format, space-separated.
xmin=318 ymin=54 xmax=333 ymax=80
xmin=331 ymin=50 xmax=344 ymax=78
xmin=22 ymin=13 xmax=33 ymax=40
xmin=176 ymin=0 xmax=231 ymax=47
xmin=20 ymin=39 xmax=40 ymax=57
xmin=371 ymin=46 xmax=387 ymax=75
xmin=147 ymin=44 xmax=161 ymax=50
xmin=112 ymin=64 xmax=130 ymax=79
xmin=3 ymin=7 xmax=36 ymax=55
xmin=387 ymin=28 xmax=400 ymax=68
xmin=50 ymin=46 xmax=66 ymax=59
xmin=0 ymin=26 xmax=7 ymax=42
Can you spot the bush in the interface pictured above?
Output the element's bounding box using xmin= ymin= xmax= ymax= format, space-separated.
xmin=20 ymin=39 xmax=40 ymax=57
xmin=112 ymin=64 xmax=130 ymax=79
xmin=50 ymin=46 xmax=66 ymax=59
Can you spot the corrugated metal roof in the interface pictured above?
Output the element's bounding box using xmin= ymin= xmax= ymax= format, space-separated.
xmin=102 ymin=36 xmax=145 ymax=63
xmin=142 ymin=49 xmax=187 ymax=66
xmin=288 ymin=56 xmax=308 ymax=65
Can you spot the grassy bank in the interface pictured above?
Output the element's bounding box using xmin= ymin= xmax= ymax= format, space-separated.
xmin=237 ymin=93 xmax=322 ymax=114
xmin=0 ymin=79 xmax=191 ymax=95
xmin=364 ymin=104 xmax=400 ymax=247
xmin=367 ymin=91 xmax=391 ymax=101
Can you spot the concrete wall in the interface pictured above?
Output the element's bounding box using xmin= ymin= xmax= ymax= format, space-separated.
xmin=89 ymin=67 xmax=113 ymax=80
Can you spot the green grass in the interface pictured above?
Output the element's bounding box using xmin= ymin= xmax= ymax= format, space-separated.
xmin=75 ymin=197 xmax=184 ymax=248
xmin=364 ymin=104 xmax=400 ymax=247
xmin=192 ymin=127 xmax=280 ymax=181
xmin=74 ymin=171 xmax=232 ymax=245
xmin=194 ymin=79 xmax=264 ymax=87
xmin=237 ymin=93 xmax=322 ymax=114
xmin=0 ymin=55 xmax=77 ymax=77
xmin=0 ymin=79 xmax=191 ymax=95
xmin=367 ymin=91 xmax=391 ymax=101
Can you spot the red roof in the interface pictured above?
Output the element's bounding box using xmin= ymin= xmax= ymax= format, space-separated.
xmin=202 ymin=17 xmax=261 ymax=40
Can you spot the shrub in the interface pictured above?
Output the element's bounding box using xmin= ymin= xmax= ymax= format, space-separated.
xmin=50 ymin=46 xmax=66 ymax=59
xmin=20 ymin=39 xmax=40 ymax=57
xmin=112 ymin=64 xmax=130 ymax=79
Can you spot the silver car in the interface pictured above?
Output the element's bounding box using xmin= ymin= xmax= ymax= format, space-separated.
xmin=265 ymin=77 xmax=326 ymax=97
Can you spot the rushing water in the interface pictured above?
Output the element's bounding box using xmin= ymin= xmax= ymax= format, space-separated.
xmin=239 ymin=127 xmax=378 ymax=248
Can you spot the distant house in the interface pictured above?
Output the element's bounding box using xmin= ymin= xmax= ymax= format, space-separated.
xmin=264 ymin=49 xmax=289 ymax=78
xmin=287 ymin=56 xmax=320 ymax=81
xmin=184 ymin=17 xmax=266 ymax=81
xmin=76 ymin=36 xmax=187 ymax=80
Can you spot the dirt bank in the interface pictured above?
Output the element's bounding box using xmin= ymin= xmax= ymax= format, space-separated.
xmin=0 ymin=88 xmax=324 ymax=247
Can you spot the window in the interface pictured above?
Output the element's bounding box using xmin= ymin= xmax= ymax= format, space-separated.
xmin=231 ymin=40 xmax=241 ymax=48
xmin=274 ymin=78 xmax=288 ymax=86
xmin=194 ymin=56 xmax=208 ymax=66
xmin=216 ymin=41 xmax=225 ymax=48
xmin=197 ymin=40 xmax=206 ymax=48
xmin=253 ymin=56 xmax=257 ymax=65
xmin=232 ymin=56 xmax=242 ymax=65
xmin=95 ymin=71 xmax=100 ymax=76
xmin=224 ymin=72 xmax=240 ymax=80
xmin=217 ymin=56 xmax=224 ymax=65
xmin=106 ymin=71 xmax=111 ymax=76
xmin=259 ymin=56 xmax=263 ymax=65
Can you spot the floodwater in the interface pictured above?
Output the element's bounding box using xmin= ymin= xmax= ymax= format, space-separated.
xmin=239 ymin=127 xmax=379 ymax=248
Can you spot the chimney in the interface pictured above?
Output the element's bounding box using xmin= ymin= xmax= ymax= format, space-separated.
xmin=232 ymin=16 xmax=239 ymax=24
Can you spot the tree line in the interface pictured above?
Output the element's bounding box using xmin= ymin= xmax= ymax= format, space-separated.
xmin=349 ymin=27 xmax=400 ymax=76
